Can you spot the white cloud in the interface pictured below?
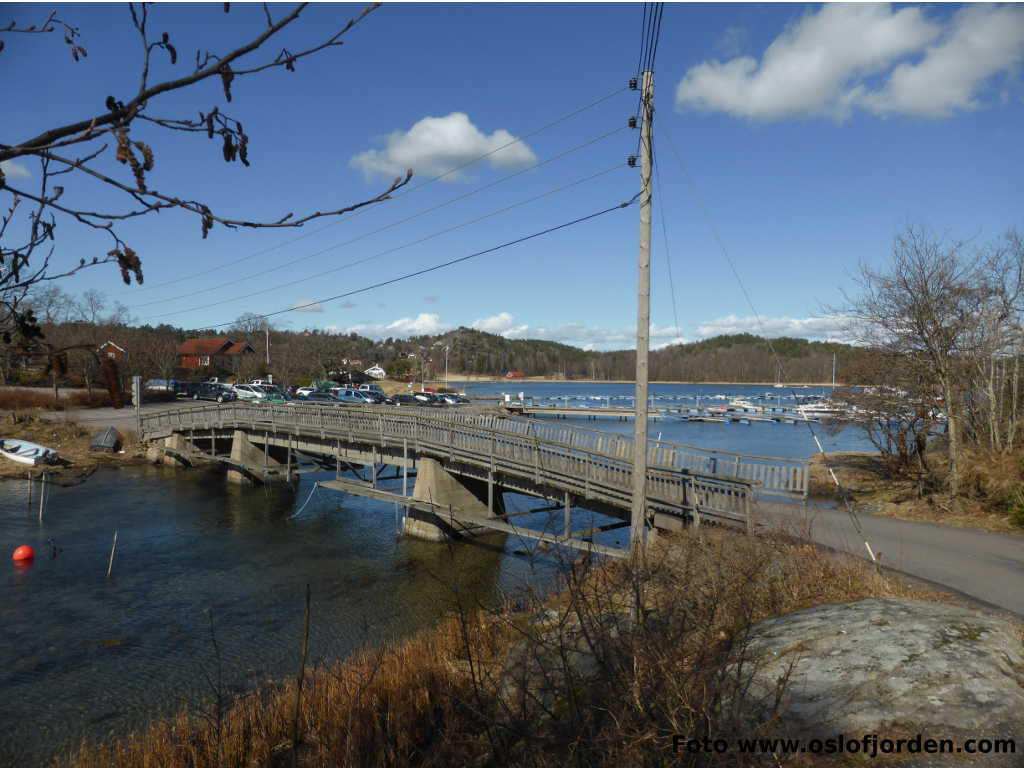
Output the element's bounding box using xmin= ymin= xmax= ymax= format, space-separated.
xmin=289 ymin=299 xmax=323 ymax=313
xmin=472 ymin=312 xmax=685 ymax=351
xmin=0 ymin=159 xmax=30 ymax=180
xmin=328 ymin=312 xmax=453 ymax=340
xmin=350 ymin=112 xmax=537 ymax=181
xmin=858 ymin=4 xmax=1024 ymax=117
xmin=471 ymin=312 xmax=527 ymax=336
xmin=694 ymin=314 xmax=850 ymax=341
xmin=676 ymin=4 xmax=1024 ymax=121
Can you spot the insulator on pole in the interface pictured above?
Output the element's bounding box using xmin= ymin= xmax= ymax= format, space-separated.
xmin=627 ymin=156 xmax=638 ymax=167
xmin=628 ymin=116 xmax=638 ymax=129
xmin=629 ymin=77 xmax=638 ymax=90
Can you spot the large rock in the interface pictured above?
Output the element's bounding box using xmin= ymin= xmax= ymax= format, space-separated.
xmin=742 ymin=598 xmax=1024 ymax=743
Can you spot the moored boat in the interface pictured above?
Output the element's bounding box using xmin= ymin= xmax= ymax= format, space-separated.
xmin=0 ymin=439 xmax=59 ymax=466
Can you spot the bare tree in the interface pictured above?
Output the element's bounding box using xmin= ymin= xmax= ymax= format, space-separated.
xmin=1 ymin=3 xmax=411 ymax=354
xmin=840 ymin=226 xmax=1024 ymax=495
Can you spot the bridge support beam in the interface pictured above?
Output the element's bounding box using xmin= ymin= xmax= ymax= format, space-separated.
xmin=404 ymin=458 xmax=505 ymax=541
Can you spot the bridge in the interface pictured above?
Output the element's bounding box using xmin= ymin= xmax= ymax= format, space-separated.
xmin=140 ymin=403 xmax=809 ymax=557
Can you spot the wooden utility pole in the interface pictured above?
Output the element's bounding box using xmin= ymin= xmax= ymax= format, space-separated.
xmin=630 ymin=69 xmax=654 ymax=550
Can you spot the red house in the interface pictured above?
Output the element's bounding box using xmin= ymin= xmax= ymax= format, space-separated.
xmin=505 ymin=371 xmax=526 ymax=379
xmin=177 ymin=337 xmax=256 ymax=371
xmin=97 ymin=341 xmax=127 ymax=360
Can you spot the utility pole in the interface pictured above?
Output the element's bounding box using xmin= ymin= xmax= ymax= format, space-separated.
xmin=630 ymin=69 xmax=654 ymax=551
xmin=265 ymin=326 xmax=271 ymax=367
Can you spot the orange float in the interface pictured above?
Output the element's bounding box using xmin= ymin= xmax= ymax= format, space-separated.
xmin=12 ymin=545 xmax=35 ymax=562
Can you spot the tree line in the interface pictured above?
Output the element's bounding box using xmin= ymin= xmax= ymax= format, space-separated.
xmin=1 ymin=290 xmax=868 ymax=388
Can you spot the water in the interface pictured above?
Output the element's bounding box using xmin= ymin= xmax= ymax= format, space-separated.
xmin=0 ymin=466 xmax=558 ymax=764
xmin=453 ymin=381 xmax=873 ymax=458
xmin=1 ymin=384 xmax=873 ymax=763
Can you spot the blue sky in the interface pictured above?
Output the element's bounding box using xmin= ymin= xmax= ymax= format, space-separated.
xmin=3 ymin=2 xmax=1022 ymax=350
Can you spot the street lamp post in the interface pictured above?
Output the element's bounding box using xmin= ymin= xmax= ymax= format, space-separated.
xmin=444 ymin=345 xmax=450 ymax=390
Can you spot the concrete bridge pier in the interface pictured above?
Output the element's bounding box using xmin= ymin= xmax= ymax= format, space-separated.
xmin=404 ymin=458 xmax=505 ymax=541
xmin=147 ymin=433 xmax=192 ymax=467
xmin=227 ymin=430 xmax=292 ymax=487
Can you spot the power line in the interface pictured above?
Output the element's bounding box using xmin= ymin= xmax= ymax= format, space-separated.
xmin=133 ymin=85 xmax=629 ymax=293
xmin=659 ymin=127 xmax=878 ymax=565
xmin=128 ymin=125 xmax=628 ymax=311
xmin=141 ymin=163 xmax=626 ymax=322
xmin=653 ymin=145 xmax=681 ymax=347
xmin=197 ymin=195 xmax=638 ymax=330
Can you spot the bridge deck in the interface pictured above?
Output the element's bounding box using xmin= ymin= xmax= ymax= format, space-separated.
xmin=140 ymin=404 xmax=808 ymax=530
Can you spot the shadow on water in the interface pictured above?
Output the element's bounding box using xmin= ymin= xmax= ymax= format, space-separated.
xmin=0 ymin=464 xmax=550 ymax=765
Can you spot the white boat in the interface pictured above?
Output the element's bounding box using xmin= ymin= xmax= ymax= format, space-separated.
xmin=0 ymin=439 xmax=59 ymax=466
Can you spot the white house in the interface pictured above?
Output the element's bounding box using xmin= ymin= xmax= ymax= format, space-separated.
xmin=364 ymin=364 xmax=387 ymax=380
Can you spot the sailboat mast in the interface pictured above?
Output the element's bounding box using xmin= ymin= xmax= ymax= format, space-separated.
xmin=630 ymin=69 xmax=654 ymax=551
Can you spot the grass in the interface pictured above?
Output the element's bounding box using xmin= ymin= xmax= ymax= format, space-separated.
xmin=65 ymin=528 xmax=937 ymax=768
xmin=0 ymin=410 xmax=148 ymax=479
xmin=810 ymin=450 xmax=1024 ymax=535
xmin=0 ymin=389 xmax=176 ymax=411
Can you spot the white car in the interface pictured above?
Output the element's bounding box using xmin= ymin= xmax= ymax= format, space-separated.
xmin=295 ymin=386 xmax=317 ymax=397
xmin=233 ymin=383 xmax=266 ymax=401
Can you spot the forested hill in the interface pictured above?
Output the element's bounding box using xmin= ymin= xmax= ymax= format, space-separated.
xmin=418 ymin=328 xmax=860 ymax=382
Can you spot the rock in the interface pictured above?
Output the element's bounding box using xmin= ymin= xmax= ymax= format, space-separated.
xmin=739 ymin=598 xmax=1024 ymax=747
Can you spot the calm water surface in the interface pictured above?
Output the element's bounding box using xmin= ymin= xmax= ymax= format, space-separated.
xmin=1 ymin=383 xmax=871 ymax=764
xmin=0 ymin=465 xmax=556 ymax=764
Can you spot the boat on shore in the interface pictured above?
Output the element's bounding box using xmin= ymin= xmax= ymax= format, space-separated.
xmin=0 ymin=438 xmax=59 ymax=466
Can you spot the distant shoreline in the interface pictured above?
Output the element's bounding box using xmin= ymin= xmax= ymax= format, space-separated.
xmin=443 ymin=376 xmax=843 ymax=386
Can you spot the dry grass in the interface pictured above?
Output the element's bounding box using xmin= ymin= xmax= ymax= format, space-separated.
xmin=0 ymin=389 xmax=176 ymax=411
xmin=0 ymin=410 xmax=148 ymax=479
xmin=66 ymin=528 xmax=937 ymax=768
xmin=810 ymin=451 xmax=1024 ymax=535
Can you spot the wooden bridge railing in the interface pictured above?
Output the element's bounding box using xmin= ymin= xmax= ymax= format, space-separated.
xmin=140 ymin=405 xmax=804 ymax=522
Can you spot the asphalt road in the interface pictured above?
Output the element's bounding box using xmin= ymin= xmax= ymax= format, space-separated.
xmin=758 ymin=497 xmax=1024 ymax=617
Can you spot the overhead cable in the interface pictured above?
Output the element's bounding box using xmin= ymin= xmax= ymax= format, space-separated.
xmin=129 ymin=125 xmax=628 ymax=310
xmin=133 ymin=85 xmax=629 ymax=293
xmin=195 ymin=195 xmax=639 ymax=329
xmin=140 ymin=163 xmax=626 ymax=322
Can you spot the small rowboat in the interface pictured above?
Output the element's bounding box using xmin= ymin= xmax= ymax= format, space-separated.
xmin=0 ymin=439 xmax=59 ymax=466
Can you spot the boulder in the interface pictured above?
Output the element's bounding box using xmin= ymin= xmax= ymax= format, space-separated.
xmin=740 ymin=598 xmax=1024 ymax=754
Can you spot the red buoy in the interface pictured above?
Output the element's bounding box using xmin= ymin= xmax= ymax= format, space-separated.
xmin=12 ymin=545 xmax=34 ymax=562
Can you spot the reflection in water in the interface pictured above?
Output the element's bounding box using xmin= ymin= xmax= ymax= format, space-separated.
xmin=0 ymin=465 xmax=542 ymax=765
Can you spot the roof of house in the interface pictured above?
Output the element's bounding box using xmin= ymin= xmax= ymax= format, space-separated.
xmin=98 ymin=341 xmax=126 ymax=353
xmin=177 ymin=338 xmax=254 ymax=356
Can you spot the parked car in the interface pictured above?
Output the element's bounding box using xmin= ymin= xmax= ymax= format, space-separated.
xmin=233 ymin=383 xmax=267 ymax=401
xmin=358 ymin=383 xmax=385 ymax=395
xmin=358 ymin=390 xmax=393 ymax=405
xmin=392 ymin=393 xmax=423 ymax=406
xmin=191 ymin=383 xmax=237 ymax=403
xmin=295 ymin=392 xmax=340 ymax=405
xmin=260 ymin=388 xmax=293 ymax=404
xmin=439 ymin=393 xmax=470 ymax=405
xmin=413 ymin=392 xmax=446 ymax=406
xmin=336 ymin=388 xmax=375 ymax=405
xmin=294 ymin=386 xmax=317 ymax=397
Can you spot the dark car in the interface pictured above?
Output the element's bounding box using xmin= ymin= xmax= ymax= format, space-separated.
xmin=190 ymin=383 xmax=237 ymax=403
xmin=392 ymin=393 xmax=424 ymax=406
xmin=296 ymin=392 xmax=340 ymax=405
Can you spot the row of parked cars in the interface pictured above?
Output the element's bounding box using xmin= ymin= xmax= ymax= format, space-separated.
xmin=145 ymin=379 xmax=471 ymax=407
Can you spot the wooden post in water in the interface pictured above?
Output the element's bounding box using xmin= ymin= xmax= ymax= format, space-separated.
xmin=106 ymin=529 xmax=118 ymax=578
xmin=26 ymin=471 xmax=32 ymax=515
xmin=37 ymin=472 xmax=46 ymax=523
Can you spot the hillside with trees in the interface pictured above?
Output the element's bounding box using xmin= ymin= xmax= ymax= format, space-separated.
xmin=2 ymin=286 xmax=864 ymax=386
